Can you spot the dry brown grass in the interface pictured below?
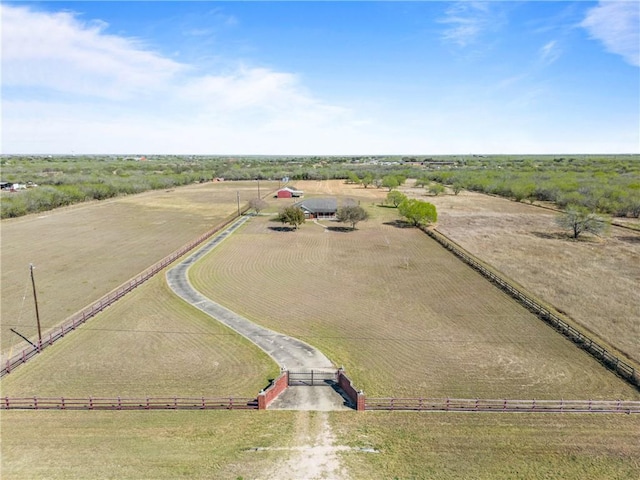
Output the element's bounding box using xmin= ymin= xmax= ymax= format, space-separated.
xmin=0 ymin=181 xmax=278 ymax=355
xmin=400 ymin=183 xmax=640 ymax=366
xmin=2 ymin=179 xmax=638 ymax=480
xmin=190 ymin=180 xmax=639 ymax=399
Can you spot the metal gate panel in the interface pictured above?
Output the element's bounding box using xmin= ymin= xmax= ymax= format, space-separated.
xmin=288 ymin=370 xmax=337 ymax=386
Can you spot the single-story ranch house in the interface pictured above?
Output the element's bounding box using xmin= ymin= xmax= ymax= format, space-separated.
xmin=294 ymin=198 xmax=337 ymax=219
xmin=276 ymin=187 xmax=304 ymax=198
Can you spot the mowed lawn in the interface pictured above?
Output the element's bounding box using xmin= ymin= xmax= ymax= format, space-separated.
xmin=0 ymin=273 xmax=279 ymax=398
xmin=331 ymin=411 xmax=640 ymax=480
xmin=408 ymin=186 xmax=640 ymax=366
xmin=190 ymin=203 xmax=639 ymax=400
xmin=0 ymin=180 xmax=277 ymax=355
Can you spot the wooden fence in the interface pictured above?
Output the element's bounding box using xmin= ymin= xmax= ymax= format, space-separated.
xmin=1 ymin=396 xmax=258 ymax=410
xmin=422 ymin=227 xmax=639 ymax=389
xmin=1 ymin=209 xmax=250 ymax=377
xmin=365 ymin=397 xmax=640 ymax=413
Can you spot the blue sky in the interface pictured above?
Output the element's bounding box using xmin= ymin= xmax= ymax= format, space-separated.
xmin=2 ymin=1 xmax=639 ymax=155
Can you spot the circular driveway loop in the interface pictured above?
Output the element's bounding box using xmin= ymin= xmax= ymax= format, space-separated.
xmin=166 ymin=216 xmax=334 ymax=371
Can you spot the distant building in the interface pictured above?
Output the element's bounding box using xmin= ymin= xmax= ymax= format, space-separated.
xmin=276 ymin=187 xmax=304 ymax=198
xmin=293 ymin=198 xmax=338 ymax=219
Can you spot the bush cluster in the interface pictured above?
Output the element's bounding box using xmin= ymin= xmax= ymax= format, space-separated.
xmin=419 ymin=156 xmax=640 ymax=218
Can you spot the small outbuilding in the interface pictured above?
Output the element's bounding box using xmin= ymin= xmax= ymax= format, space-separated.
xmin=294 ymin=198 xmax=339 ymax=219
xmin=276 ymin=186 xmax=304 ymax=198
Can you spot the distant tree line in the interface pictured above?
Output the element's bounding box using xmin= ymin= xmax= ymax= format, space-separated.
xmin=418 ymin=157 xmax=640 ymax=218
xmin=1 ymin=154 xmax=638 ymax=219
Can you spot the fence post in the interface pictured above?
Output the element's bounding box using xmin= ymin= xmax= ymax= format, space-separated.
xmin=5 ymin=397 xmax=9 ymax=409
xmin=89 ymin=396 xmax=93 ymax=410
xmin=34 ymin=396 xmax=38 ymax=410
xmin=5 ymin=360 xmax=10 ymax=374
xmin=61 ymin=397 xmax=65 ymax=410
xmin=117 ymin=396 xmax=122 ymax=410
xmin=201 ymin=397 xmax=206 ymax=409
xmin=146 ymin=397 xmax=150 ymax=410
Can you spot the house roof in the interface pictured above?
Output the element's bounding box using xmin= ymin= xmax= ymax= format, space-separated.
xmin=294 ymin=197 xmax=338 ymax=214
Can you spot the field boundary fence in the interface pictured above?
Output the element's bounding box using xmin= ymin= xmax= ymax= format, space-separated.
xmin=422 ymin=227 xmax=639 ymax=388
xmin=1 ymin=208 xmax=251 ymax=377
xmin=1 ymin=396 xmax=258 ymax=410
xmin=365 ymin=397 xmax=640 ymax=413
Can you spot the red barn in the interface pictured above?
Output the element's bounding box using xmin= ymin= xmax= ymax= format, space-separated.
xmin=276 ymin=187 xmax=304 ymax=198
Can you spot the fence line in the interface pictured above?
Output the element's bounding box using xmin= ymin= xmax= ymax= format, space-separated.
xmin=1 ymin=396 xmax=258 ymax=410
xmin=365 ymin=397 xmax=640 ymax=413
xmin=1 ymin=208 xmax=250 ymax=377
xmin=422 ymin=227 xmax=639 ymax=389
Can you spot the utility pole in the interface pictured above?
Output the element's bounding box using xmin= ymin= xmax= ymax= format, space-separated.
xmin=237 ymin=191 xmax=240 ymax=216
xmin=257 ymin=179 xmax=261 ymax=198
xmin=30 ymin=264 xmax=42 ymax=343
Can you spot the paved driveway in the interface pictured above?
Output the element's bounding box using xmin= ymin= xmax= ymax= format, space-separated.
xmin=165 ymin=216 xmax=334 ymax=371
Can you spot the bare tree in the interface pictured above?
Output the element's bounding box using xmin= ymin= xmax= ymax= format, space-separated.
xmin=248 ymin=197 xmax=268 ymax=214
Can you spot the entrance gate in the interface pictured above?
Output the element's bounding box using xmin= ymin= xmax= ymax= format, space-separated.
xmin=288 ymin=369 xmax=337 ymax=386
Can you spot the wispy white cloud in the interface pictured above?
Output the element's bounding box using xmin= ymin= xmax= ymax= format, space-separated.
xmin=581 ymin=1 xmax=640 ymax=67
xmin=539 ymin=40 xmax=562 ymax=65
xmin=439 ymin=1 xmax=502 ymax=48
xmin=0 ymin=4 xmax=357 ymax=154
xmin=1 ymin=5 xmax=186 ymax=100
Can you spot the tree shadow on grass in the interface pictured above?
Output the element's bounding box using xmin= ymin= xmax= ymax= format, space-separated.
xmin=531 ymin=231 xmax=566 ymax=240
xmin=617 ymin=235 xmax=640 ymax=244
xmin=326 ymin=226 xmax=354 ymax=233
xmin=268 ymin=226 xmax=296 ymax=232
xmin=383 ymin=220 xmax=414 ymax=229
xmin=532 ymin=231 xmax=603 ymax=243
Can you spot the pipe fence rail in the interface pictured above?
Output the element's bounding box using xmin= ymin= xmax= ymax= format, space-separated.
xmin=1 ymin=396 xmax=259 ymax=410
xmin=365 ymin=397 xmax=640 ymax=413
xmin=2 ymin=209 xmax=249 ymax=377
xmin=423 ymin=227 xmax=639 ymax=388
